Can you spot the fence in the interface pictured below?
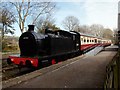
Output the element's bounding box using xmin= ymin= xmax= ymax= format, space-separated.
xmin=104 ymin=51 xmax=119 ymax=89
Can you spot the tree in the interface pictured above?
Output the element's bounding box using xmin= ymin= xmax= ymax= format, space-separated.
xmin=0 ymin=7 xmax=16 ymax=39
xmin=9 ymin=1 xmax=56 ymax=33
xmin=62 ymin=16 xmax=80 ymax=31
xmin=76 ymin=25 xmax=90 ymax=34
xmin=2 ymin=36 xmax=19 ymax=52
xmin=113 ymin=28 xmax=118 ymax=44
xmin=0 ymin=24 xmax=2 ymax=52
xmin=103 ymin=28 xmax=113 ymax=39
xmin=36 ymin=14 xmax=60 ymax=33
xmin=90 ymin=24 xmax=104 ymax=37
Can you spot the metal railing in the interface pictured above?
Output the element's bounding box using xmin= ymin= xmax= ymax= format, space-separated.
xmin=104 ymin=51 xmax=119 ymax=89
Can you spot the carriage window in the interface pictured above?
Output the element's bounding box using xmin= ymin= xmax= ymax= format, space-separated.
xmin=87 ymin=40 xmax=89 ymax=42
xmin=81 ymin=38 xmax=83 ymax=42
xmin=98 ymin=40 xmax=101 ymax=43
xmin=90 ymin=40 xmax=91 ymax=42
xmin=95 ymin=39 xmax=97 ymax=43
xmin=92 ymin=40 xmax=94 ymax=42
xmin=84 ymin=39 xmax=86 ymax=42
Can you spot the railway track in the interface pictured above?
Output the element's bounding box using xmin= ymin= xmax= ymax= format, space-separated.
xmin=2 ymin=65 xmax=18 ymax=72
xmin=1 ymin=56 xmax=36 ymax=81
xmin=1 ymin=58 xmax=16 ymax=72
xmin=2 ymin=65 xmax=36 ymax=81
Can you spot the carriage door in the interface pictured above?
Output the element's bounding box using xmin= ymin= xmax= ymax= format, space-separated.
xmin=73 ymin=34 xmax=80 ymax=50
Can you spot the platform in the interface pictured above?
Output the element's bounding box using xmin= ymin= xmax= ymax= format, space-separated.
xmin=2 ymin=45 xmax=118 ymax=88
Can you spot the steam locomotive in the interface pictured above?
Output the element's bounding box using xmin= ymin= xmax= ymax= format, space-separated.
xmin=7 ymin=25 xmax=111 ymax=68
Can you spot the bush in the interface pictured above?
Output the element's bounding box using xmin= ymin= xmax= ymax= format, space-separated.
xmin=2 ymin=38 xmax=19 ymax=52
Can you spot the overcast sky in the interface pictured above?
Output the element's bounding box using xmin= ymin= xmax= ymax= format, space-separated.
xmin=13 ymin=0 xmax=119 ymax=36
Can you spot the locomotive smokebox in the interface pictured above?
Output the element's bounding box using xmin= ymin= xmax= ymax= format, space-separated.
xmin=28 ymin=25 xmax=34 ymax=32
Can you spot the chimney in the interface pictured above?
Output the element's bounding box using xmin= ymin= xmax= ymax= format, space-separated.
xmin=28 ymin=25 xmax=34 ymax=32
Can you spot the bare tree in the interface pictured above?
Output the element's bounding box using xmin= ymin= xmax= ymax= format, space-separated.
xmin=36 ymin=14 xmax=56 ymax=33
xmin=9 ymin=1 xmax=56 ymax=33
xmin=103 ymin=28 xmax=113 ymax=39
xmin=113 ymin=28 xmax=118 ymax=44
xmin=77 ymin=25 xmax=90 ymax=34
xmin=0 ymin=7 xmax=16 ymax=39
xmin=62 ymin=16 xmax=80 ymax=31
xmin=90 ymin=24 xmax=104 ymax=37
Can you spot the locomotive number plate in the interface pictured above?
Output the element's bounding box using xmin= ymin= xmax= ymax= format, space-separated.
xmin=23 ymin=37 xmax=29 ymax=39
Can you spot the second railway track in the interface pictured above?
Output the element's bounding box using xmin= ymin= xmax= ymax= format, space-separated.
xmin=2 ymin=65 xmax=36 ymax=81
xmin=1 ymin=56 xmax=36 ymax=81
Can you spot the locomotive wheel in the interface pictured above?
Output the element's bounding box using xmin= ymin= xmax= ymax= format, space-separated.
xmin=25 ymin=60 xmax=32 ymax=68
xmin=7 ymin=58 xmax=12 ymax=64
xmin=51 ymin=59 xmax=56 ymax=65
xmin=18 ymin=61 xmax=23 ymax=71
